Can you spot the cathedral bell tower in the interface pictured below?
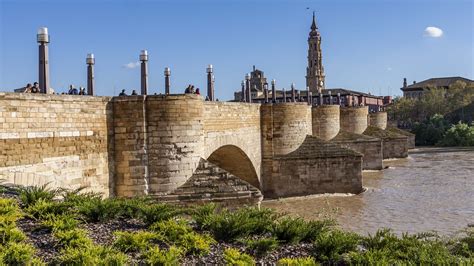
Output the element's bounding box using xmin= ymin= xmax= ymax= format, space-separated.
xmin=306 ymin=12 xmax=325 ymax=94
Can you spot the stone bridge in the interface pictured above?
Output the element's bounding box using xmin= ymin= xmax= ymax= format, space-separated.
xmin=0 ymin=93 xmax=413 ymax=205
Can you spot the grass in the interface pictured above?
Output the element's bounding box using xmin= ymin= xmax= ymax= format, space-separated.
xmin=1 ymin=184 xmax=474 ymax=264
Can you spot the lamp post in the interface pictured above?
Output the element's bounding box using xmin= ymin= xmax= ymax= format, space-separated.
xmin=319 ymin=92 xmax=323 ymax=105
xmin=164 ymin=67 xmax=171 ymax=95
xmin=245 ymin=73 xmax=251 ymax=103
xmin=271 ymin=79 xmax=276 ymax=103
xmin=283 ymin=88 xmax=287 ymax=103
xmin=206 ymin=64 xmax=214 ymax=101
xmin=328 ymin=91 xmax=332 ymax=105
xmin=241 ymin=80 xmax=245 ymax=102
xmin=308 ymin=92 xmax=313 ymax=105
xmin=140 ymin=50 xmax=148 ymax=95
xmin=291 ymin=83 xmax=296 ymax=102
xmin=337 ymin=92 xmax=341 ymax=105
xmin=86 ymin=53 xmax=95 ymax=95
xmin=264 ymin=84 xmax=269 ymax=104
xmin=37 ymin=27 xmax=50 ymax=94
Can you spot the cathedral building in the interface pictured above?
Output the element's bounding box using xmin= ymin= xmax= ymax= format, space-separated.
xmin=233 ymin=13 xmax=387 ymax=112
xmin=306 ymin=12 xmax=326 ymax=94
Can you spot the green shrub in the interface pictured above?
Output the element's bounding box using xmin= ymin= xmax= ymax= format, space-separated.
xmin=450 ymin=229 xmax=474 ymax=257
xmin=412 ymin=114 xmax=450 ymax=146
xmin=57 ymin=245 xmax=129 ymax=265
xmin=113 ymin=230 xmax=159 ymax=252
xmin=17 ymin=184 xmax=57 ymax=207
xmin=76 ymin=197 xmax=123 ymax=222
xmin=24 ymin=198 xmax=70 ymax=219
xmin=352 ymin=229 xmax=459 ymax=264
xmin=53 ymin=229 xmax=93 ymax=249
xmin=60 ymin=187 xmax=103 ymax=205
xmin=244 ymin=237 xmax=279 ymax=256
xmin=192 ymin=203 xmax=218 ymax=230
xmin=198 ymin=207 xmax=278 ymax=241
xmin=143 ymin=245 xmax=182 ymax=265
xmin=0 ymin=242 xmax=36 ymax=265
xmin=313 ymin=229 xmax=360 ymax=263
xmin=438 ymin=122 xmax=474 ymax=146
xmin=271 ymin=217 xmax=308 ymax=244
xmin=223 ymin=248 xmax=255 ymax=266
xmin=0 ymin=222 xmax=26 ymax=244
xmin=139 ymin=203 xmax=182 ymax=225
xmin=150 ymin=219 xmax=215 ymax=255
xmin=271 ymin=217 xmax=334 ymax=244
xmin=277 ymin=257 xmax=319 ymax=266
xmin=302 ymin=220 xmax=335 ymax=242
xmin=116 ymin=197 xmax=151 ymax=219
xmin=41 ymin=213 xmax=80 ymax=232
xmin=0 ymin=198 xmax=22 ymax=223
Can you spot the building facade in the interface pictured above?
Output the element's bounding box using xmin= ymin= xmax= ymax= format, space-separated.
xmin=400 ymin=76 xmax=474 ymax=99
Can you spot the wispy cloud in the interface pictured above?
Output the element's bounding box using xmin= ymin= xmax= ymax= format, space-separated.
xmin=387 ymin=67 xmax=392 ymax=71
xmin=123 ymin=61 xmax=140 ymax=69
xmin=424 ymin=26 xmax=443 ymax=38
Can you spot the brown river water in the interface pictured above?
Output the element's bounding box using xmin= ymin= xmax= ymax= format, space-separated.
xmin=262 ymin=147 xmax=474 ymax=236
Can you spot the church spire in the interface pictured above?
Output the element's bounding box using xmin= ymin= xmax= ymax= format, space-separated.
xmin=311 ymin=11 xmax=317 ymax=31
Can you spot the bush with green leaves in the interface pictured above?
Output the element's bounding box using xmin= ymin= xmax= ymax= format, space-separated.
xmin=313 ymin=229 xmax=360 ymax=263
xmin=41 ymin=213 xmax=80 ymax=232
xmin=450 ymin=228 xmax=474 ymax=258
xmin=76 ymin=197 xmax=124 ymax=222
xmin=113 ymin=230 xmax=160 ymax=253
xmin=16 ymin=183 xmax=57 ymax=207
xmin=277 ymin=257 xmax=318 ymax=266
xmin=0 ymin=223 xmax=26 ymax=245
xmin=53 ymin=229 xmax=93 ymax=249
xmin=24 ymin=198 xmax=70 ymax=219
xmin=0 ymin=242 xmax=37 ymax=265
xmin=0 ymin=198 xmax=22 ymax=224
xmin=138 ymin=203 xmax=182 ymax=225
xmin=143 ymin=246 xmax=183 ymax=265
xmin=244 ymin=237 xmax=279 ymax=256
xmin=150 ymin=219 xmax=215 ymax=255
xmin=57 ymin=245 xmax=129 ymax=265
xmin=195 ymin=206 xmax=278 ymax=241
xmin=223 ymin=248 xmax=255 ymax=266
xmin=438 ymin=122 xmax=474 ymax=147
xmin=348 ymin=229 xmax=460 ymax=264
xmin=271 ymin=217 xmax=334 ymax=244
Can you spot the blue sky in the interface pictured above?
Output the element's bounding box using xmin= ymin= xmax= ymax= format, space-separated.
xmin=0 ymin=0 xmax=472 ymax=99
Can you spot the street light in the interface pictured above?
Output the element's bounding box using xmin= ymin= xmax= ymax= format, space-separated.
xmin=140 ymin=50 xmax=148 ymax=95
xmin=207 ymin=64 xmax=214 ymax=101
xmin=245 ymin=73 xmax=251 ymax=103
xmin=271 ymin=79 xmax=276 ymax=103
xmin=37 ymin=27 xmax=50 ymax=94
xmin=164 ymin=67 xmax=171 ymax=95
xmin=86 ymin=53 xmax=95 ymax=95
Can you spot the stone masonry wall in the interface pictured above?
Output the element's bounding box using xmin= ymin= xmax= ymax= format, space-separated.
xmin=0 ymin=93 xmax=113 ymax=196
xmin=312 ymin=105 xmax=340 ymax=141
xmin=340 ymin=106 xmax=369 ymax=134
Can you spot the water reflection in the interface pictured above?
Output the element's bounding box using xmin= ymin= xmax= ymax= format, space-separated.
xmin=262 ymin=147 xmax=474 ymax=236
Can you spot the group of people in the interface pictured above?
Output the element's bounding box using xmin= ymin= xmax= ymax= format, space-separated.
xmin=22 ymin=82 xmax=40 ymax=93
xmin=184 ymin=84 xmax=200 ymax=95
xmin=118 ymin=89 xmax=138 ymax=96
xmin=66 ymin=85 xmax=87 ymax=95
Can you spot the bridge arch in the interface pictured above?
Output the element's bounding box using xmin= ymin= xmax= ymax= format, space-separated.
xmin=206 ymin=145 xmax=260 ymax=189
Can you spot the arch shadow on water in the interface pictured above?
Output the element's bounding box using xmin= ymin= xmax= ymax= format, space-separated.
xmin=207 ymin=145 xmax=260 ymax=190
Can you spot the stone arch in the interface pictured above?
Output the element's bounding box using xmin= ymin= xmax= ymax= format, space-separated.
xmin=206 ymin=145 xmax=260 ymax=189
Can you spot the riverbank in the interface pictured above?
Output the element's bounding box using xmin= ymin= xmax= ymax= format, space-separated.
xmin=1 ymin=184 xmax=473 ymax=264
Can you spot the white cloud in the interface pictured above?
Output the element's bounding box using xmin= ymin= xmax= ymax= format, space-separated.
xmin=123 ymin=61 xmax=140 ymax=69
xmin=387 ymin=67 xmax=392 ymax=71
xmin=424 ymin=26 xmax=443 ymax=38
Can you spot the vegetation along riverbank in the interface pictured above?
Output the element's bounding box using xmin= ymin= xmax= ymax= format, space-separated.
xmin=0 ymin=184 xmax=473 ymax=265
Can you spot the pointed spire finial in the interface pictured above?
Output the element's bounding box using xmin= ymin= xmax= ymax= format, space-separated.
xmin=311 ymin=11 xmax=317 ymax=31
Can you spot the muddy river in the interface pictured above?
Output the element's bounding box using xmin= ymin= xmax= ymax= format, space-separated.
xmin=263 ymin=147 xmax=474 ymax=236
